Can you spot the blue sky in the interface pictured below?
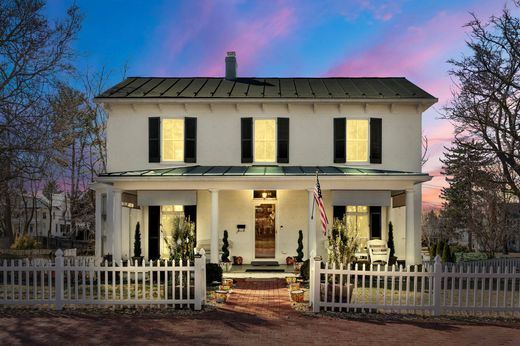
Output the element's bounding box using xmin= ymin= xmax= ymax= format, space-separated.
xmin=43 ymin=0 xmax=518 ymax=208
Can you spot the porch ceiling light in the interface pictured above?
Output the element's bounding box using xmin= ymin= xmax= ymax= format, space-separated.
xmin=261 ymin=192 xmax=268 ymax=199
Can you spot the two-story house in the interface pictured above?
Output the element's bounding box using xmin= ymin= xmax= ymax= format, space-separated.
xmin=92 ymin=52 xmax=436 ymax=265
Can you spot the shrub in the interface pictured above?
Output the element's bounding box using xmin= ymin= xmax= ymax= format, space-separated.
xmin=11 ymin=234 xmax=41 ymax=250
xmin=206 ymin=263 xmax=223 ymax=284
xmin=300 ymin=259 xmax=310 ymax=281
xmin=442 ymin=242 xmax=453 ymax=263
xmin=295 ymin=230 xmax=304 ymax=262
xmin=327 ymin=216 xmax=359 ymax=267
xmin=436 ymin=242 xmax=443 ymax=257
xmin=387 ymin=222 xmax=395 ymax=258
xmin=133 ymin=222 xmax=142 ymax=258
xmin=162 ymin=215 xmax=196 ymax=263
xmin=221 ymin=230 xmax=230 ymax=262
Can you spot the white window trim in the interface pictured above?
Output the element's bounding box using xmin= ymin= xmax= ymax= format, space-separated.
xmin=346 ymin=117 xmax=370 ymax=164
xmin=161 ymin=117 xmax=185 ymax=164
xmin=253 ymin=118 xmax=277 ymax=164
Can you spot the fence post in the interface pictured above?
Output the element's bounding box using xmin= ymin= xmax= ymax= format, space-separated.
xmin=194 ymin=249 xmax=205 ymax=310
xmin=55 ymin=249 xmax=64 ymax=311
xmin=312 ymin=255 xmax=322 ymax=313
xmin=432 ymin=255 xmax=442 ymax=316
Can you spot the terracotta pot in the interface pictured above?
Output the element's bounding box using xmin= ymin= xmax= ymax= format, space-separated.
xmin=232 ymin=256 xmax=243 ymax=265
xmin=286 ymin=256 xmax=295 ymax=265
xmin=290 ymin=290 xmax=304 ymax=302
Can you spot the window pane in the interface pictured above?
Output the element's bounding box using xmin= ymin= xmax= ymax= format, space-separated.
xmin=162 ymin=119 xmax=184 ymax=161
xmin=254 ymin=119 xmax=276 ymax=162
xmin=346 ymin=119 xmax=369 ymax=162
xmin=346 ymin=206 xmax=357 ymax=212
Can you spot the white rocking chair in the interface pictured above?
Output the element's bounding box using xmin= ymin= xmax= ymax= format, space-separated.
xmin=367 ymin=239 xmax=390 ymax=264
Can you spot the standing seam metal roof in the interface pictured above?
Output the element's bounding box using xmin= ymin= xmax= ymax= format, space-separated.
xmin=96 ymin=77 xmax=436 ymax=100
xmin=99 ymin=165 xmax=429 ymax=178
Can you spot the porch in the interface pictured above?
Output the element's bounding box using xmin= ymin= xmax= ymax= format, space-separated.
xmin=92 ymin=165 xmax=430 ymax=266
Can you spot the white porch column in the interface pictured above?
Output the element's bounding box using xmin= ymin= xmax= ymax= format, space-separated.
xmin=106 ymin=187 xmax=114 ymax=257
xmin=308 ymin=189 xmax=317 ymax=258
xmin=105 ymin=187 xmax=122 ymax=260
xmin=94 ymin=190 xmax=103 ymax=260
xmin=112 ymin=189 xmax=122 ymax=261
xmin=405 ymin=187 xmax=421 ymax=265
xmin=210 ymin=189 xmax=219 ymax=263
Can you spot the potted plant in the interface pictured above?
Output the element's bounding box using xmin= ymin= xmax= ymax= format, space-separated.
xmin=322 ymin=216 xmax=357 ymax=304
xmin=132 ymin=222 xmax=144 ymax=265
xmin=387 ymin=222 xmax=397 ymax=265
xmin=293 ymin=230 xmax=304 ymax=272
xmin=220 ymin=230 xmax=232 ymax=272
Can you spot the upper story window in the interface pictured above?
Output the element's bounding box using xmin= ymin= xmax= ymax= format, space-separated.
xmin=254 ymin=119 xmax=276 ymax=162
xmin=346 ymin=119 xmax=369 ymax=162
xmin=162 ymin=119 xmax=184 ymax=162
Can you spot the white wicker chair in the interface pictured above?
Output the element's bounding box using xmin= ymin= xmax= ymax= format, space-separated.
xmin=367 ymin=239 xmax=390 ymax=264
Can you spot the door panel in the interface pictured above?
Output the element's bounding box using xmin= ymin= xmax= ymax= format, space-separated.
xmin=255 ymin=204 xmax=276 ymax=258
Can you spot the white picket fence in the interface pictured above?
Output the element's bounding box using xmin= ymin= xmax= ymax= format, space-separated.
xmin=310 ymin=255 xmax=520 ymax=317
xmin=0 ymin=249 xmax=207 ymax=310
xmin=425 ymin=257 xmax=520 ymax=273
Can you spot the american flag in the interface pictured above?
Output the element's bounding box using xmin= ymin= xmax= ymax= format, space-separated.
xmin=313 ymin=173 xmax=329 ymax=236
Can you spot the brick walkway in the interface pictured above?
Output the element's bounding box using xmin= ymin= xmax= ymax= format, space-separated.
xmin=1 ymin=279 xmax=520 ymax=345
xmin=221 ymin=279 xmax=294 ymax=319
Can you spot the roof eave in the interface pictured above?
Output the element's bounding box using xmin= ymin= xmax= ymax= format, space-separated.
xmin=94 ymin=97 xmax=438 ymax=106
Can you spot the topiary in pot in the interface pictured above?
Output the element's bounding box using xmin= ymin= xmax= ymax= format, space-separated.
xmin=220 ymin=230 xmax=232 ymax=272
xmin=132 ymin=222 xmax=143 ymax=264
xmin=436 ymin=242 xmax=443 ymax=258
xmin=300 ymin=259 xmax=310 ymax=281
xmin=387 ymin=222 xmax=396 ymax=264
xmin=221 ymin=230 xmax=230 ymax=262
xmin=206 ymin=263 xmax=223 ymax=285
xmin=295 ymin=230 xmax=304 ymax=262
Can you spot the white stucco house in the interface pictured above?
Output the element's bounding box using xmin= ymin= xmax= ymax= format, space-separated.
xmin=91 ymin=52 xmax=436 ymax=265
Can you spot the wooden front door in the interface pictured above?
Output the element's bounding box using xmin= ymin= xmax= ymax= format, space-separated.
xmin=255 ymin=203 xmax=276 ymax=258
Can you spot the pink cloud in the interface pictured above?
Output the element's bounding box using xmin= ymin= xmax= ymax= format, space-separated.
xmin=325 ymin=10 xmax=471 ymax=80
xmin=198 ymin=5 xmax=297 ymax=76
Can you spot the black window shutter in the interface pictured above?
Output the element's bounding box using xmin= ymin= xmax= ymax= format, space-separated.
xmin=184 ymin=117 xmax=197 ymax=163
xmin=333 ymin=206 xmax=346 ymax=221
xmin=148 ymin=117 xmax=160 ymax=163
xmin=334 ymin=118 xmax=346 ymax=163
xmin=277 ymin=117 xmax=289 ymax=163
xmin=148 ymin=206 xmax=160 ymax=260
xmin=370 ymin=118 xmax=382 ymax=164
xmin=369 ymin=206 xmax=382 ymax=239
xmin=241 ymin=118 xmax=253 ymax=163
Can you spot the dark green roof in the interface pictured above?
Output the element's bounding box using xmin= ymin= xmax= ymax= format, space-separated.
xmin=99 ymin=165 xmax=428 ymax=178
xmin=96 ymin=77 xmax=436 ymax=100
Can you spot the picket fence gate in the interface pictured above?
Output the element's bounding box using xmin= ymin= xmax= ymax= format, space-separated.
xmin=0 ymin=249 xmax=207 ymax=310
xmin=310 ymin=255 xmax=520 ymax=317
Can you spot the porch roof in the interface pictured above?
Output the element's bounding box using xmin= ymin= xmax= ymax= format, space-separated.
xmin=99 ymin=165 xmax=429 ymax=178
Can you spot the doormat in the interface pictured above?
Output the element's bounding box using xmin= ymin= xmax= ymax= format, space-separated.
xmin=245 ymin=268 xmax=285 ymax=272
xmin=251 ymin=261 xmax=279 ymax=266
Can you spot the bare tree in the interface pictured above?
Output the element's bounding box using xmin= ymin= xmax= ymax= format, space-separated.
xmin=444 ymin=5 xmax=520 ymax=199
xmin=0 ymin=0 xmax=81 ymax=241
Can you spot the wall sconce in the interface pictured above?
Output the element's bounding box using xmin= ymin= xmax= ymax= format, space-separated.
xmin=237 ymin=224 xmax=246 ymax=232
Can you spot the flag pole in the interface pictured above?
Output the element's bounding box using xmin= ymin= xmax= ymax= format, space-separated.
xmin=311 ymin=170 xmax=318 ymax=220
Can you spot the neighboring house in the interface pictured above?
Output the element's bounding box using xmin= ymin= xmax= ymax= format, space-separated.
xmin=12 ymin=193 xmax=71 ymax=238
xmin=92 ymin=52 xmax=436 ymax=265
xmin=455 ymin=203 xmax=520 ymax=252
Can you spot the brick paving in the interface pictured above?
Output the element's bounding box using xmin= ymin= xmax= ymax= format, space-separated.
xmin=1 ymin=278 xmax=520 ymax=345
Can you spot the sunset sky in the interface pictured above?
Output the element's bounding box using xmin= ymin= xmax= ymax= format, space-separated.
xmin=45 ymin=0 xmax=519 ymax=210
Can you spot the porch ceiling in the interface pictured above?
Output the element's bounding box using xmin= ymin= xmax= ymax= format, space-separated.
xmin=99 ymin=165 xmax=429 ymax=178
